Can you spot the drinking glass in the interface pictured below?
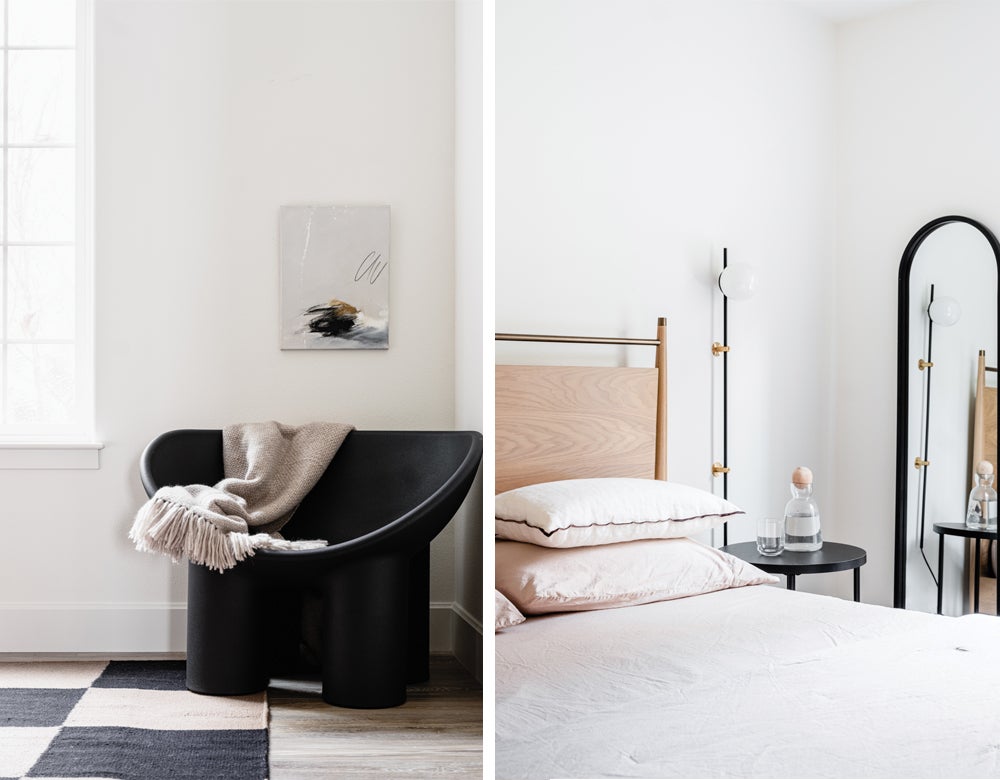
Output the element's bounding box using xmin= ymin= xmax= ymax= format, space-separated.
xmin=756 ymin=516 xmax=784 ymax=556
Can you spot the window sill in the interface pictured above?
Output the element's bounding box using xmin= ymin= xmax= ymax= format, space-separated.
xmin=0 ymin=441 xmax=103 ymax=469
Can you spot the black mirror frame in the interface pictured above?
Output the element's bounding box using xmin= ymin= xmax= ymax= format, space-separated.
xmin=894 ymin=215 xmax=1000 ymax=609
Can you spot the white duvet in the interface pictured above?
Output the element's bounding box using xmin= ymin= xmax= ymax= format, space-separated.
xmin=495 ymin=585 xmax=1000 ymax=779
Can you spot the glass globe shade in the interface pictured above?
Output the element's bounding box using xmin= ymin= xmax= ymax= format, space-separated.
xmin=928 ymin=296 xmax=962 ymax=326
xmin=718 ymin=264 xmax=756 ymax=300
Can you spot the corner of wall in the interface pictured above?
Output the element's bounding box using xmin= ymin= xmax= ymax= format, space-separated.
xmin=451 ymin=600 xmax=484 ymax=683
xmin=452 ymin=0 xmax=485 ymax=679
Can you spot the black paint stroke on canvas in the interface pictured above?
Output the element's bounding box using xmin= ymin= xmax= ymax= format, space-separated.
xmin=303 ymin=298 xmax=386 ymax=346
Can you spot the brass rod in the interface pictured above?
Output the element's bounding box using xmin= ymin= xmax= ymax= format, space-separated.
xmin=495 ymin=332 xmax=660 ymax=346
xmin=654 ymin=318 xmax=668 ymax=481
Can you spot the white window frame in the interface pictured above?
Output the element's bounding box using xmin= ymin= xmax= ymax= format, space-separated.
xmin=0 ymin=0 xmax=99 ymax=468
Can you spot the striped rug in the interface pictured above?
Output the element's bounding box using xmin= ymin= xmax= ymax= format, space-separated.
xmin=0 ymin=660 xmax=268 ymax=780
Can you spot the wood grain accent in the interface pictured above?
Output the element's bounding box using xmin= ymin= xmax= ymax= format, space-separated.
xmin=970 ymin=351 xmax=998 ymax=609
xmin=973 ymin=351 xmax=997 ymax=477
xmin=496 ymin=364 xmax=660 ymax=494
xmin=269 ymin=655 xmax=481 ymax=778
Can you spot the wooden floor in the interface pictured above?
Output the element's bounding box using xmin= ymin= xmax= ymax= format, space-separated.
xmin=268 ymin=655 xmax=483 ymax=779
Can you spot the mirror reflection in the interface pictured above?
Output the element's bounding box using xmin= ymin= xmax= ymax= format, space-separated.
xmin=895 ymin=217 xmax=998 ymax=615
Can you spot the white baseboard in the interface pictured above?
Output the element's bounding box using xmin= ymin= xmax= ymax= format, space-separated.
xmin=1 ymin=601 xmax=482 ymax=666
xmin=451 ymin=601 xmax=483 ymax=683
xmin=0 ymin=603 xmax=187 ymax=653
xmin=429 ymin=601 xmax=455 ymax=652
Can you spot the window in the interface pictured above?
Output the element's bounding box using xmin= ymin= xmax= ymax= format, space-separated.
xmin=0 ymin=0 xmax=93 ymax=450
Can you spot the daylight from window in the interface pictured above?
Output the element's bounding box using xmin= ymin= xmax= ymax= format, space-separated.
xmin=1 ymin=0 xmax=87 ymax=437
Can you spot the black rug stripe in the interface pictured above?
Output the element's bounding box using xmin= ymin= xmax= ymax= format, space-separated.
xmin=0 ymin=688 xmax=86 ymax=727
xmin=28 ymin=726 xmax=269 ymax=780
xmin=92 ymin=660 xmax=187 ymax=690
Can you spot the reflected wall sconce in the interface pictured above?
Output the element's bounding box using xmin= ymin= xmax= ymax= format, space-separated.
xmin=713 ymin=248 xmax=757 ymax=545
xmin=913 ymin=284 xmax=961 ymax=584
xmin=916 ymin=293 xmax=961 ymax=372
xmin=927 ymin=295 xmax=962 ymax=327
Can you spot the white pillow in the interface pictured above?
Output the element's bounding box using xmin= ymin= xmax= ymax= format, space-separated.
xmin=495 ymin=477 xmax=744 ymax=548
xmin=496 ymin=537 xmax=778 ymax=615
xmin=495 ymin=589 xmax=526 ymax=631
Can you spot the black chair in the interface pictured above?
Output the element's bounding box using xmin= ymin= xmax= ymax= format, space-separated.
xmin=139 ymin=429 xmax=483 ymax=708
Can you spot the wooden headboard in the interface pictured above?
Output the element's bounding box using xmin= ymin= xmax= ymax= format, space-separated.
xmin=495 ymin=318 xmax=667 ymax=494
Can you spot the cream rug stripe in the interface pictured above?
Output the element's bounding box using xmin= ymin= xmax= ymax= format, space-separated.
xmin=0 ymin=662 xmax=106 ymax=689
xmin=0 ymin=726 xmax=60 ymax=777
xmin=65 ymin=688 xmax=268 ymax=730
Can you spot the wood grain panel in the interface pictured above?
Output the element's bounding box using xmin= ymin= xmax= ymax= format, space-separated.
xmin=496 ymin=365 xmax=659 ymax=494
xmin=970 ymin=352 xmax=997 ymax=606
xmin=982 ymin=387 xmax=997 ymax=473
xmin=972 ymin=351 xmax=997 ymax=475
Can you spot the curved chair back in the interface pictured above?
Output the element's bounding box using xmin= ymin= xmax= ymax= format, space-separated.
xmin=139 ymin=428 xmax=483 ymax=552
xmin=288 ymin=430 xmax=481 ymax=549
xmin=140 ymin=429 xmax=223 ymax=496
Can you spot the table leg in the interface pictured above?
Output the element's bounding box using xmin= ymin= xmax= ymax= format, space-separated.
xmin=853 ymin=568 xmax=860 ymax=602
xmin=786 ymin=574 xmax=796 ymax=591
xmin=974 ymin=538 xmax=981 ymax=614
xmin=937 ymin=535 xmax=944 ymax=615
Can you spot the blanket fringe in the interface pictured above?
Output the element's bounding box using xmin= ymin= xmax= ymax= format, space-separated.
xmin=130 ymin=498 xmax=326 ymax=572
xmin=130 ymin=498 xmax=246 ymax=572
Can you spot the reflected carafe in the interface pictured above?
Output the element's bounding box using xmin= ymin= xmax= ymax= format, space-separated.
xmin=783 ymin=466 xmax=822 ymax=552
xmin=966 ymin=460 xmax=998 ymax=531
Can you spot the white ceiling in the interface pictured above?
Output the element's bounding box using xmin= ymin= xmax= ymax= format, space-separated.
xmin=790 ymin=0 xmax=925 ymax=22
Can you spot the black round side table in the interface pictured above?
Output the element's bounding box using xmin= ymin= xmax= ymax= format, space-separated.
xmin=719 ymin=541 xmax=867 ymax=601
xmin=932 ymin=522 xmax=998 ymax=615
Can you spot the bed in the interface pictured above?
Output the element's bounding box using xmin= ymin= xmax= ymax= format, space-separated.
xmin=494 ymin=320 xmax=1000 ymax=780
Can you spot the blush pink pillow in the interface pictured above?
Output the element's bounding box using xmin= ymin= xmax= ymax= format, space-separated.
xmin=495 ymin=537 xmax=777 ymax=615
xmin=495 ymin=589 xmax=526 ymax=631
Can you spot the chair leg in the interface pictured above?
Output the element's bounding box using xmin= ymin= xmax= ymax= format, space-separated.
xmin=263 ymin=586 xmax=304 ymax=674
xmin=321 ymin=555 xmax=409 ymax=708
xmin=185 ymin=562 xmax=269 ymax=695
xmin=407 ymin=546 xmax=430 ymax=684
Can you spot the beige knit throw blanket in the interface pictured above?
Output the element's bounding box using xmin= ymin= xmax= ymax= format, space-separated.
xmin=129 ymin=421 xmax=354 ymax=572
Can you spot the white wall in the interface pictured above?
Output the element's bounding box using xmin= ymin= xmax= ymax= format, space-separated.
xmin=454 ymin=0 xmax=485 ymax=678
xmin=0 ymin=0 xmax=460 ymax=652
xmin=496 ymin=0 xmax=838 ymax=586
xmin=835 ymin=0 xmax=1000 ymax=609
xmin=497 ymin=0 xmax=999 ymax=610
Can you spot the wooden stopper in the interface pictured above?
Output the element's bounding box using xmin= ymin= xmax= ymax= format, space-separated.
xmin=792 ymin=466 xmax=813 ymax=488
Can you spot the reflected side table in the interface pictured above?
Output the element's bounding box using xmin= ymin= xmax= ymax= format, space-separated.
xmin=932 ymin=522 xmax=998 ymax=615
xmin=719 ymin=542 xmax=867 ymax=601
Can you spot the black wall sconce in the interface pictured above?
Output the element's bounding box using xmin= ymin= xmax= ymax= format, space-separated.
xmin=713 ymin=247 xmax=756 ymax=545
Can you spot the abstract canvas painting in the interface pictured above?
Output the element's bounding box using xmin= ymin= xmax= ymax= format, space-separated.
xmin=279 ymin=205 xmax=390 ymax=349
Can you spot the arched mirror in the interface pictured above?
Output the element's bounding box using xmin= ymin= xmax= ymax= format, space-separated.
xmin=894 ymin=215 xmax=999 ymax=614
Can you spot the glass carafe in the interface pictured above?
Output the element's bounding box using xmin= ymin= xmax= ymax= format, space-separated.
xmin=783 ymin=466 xmax=822 ymax=552
xmin=966 ymin=461 xmax=998 ymax=531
